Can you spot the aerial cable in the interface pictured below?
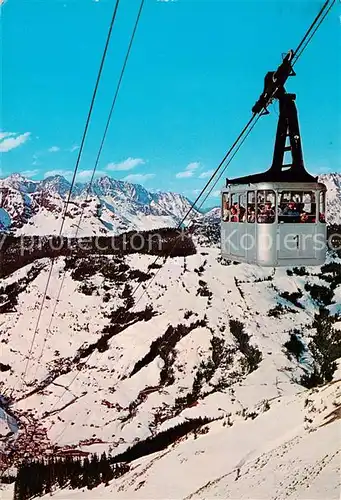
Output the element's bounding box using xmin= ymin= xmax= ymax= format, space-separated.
xmin=26 ymin=0 xmax=336 ymax=435
xmin=59 ymin=0 xmax=122 ymax=235
xmin=33 ymin=0 xmax=145 ymax=374
xmin=292 ymin=0 xmax=334 ymax=61
xmin=199 ymin=0 xmax=337 ymax=204
xmin=178 ymin=114 xmax=258 ymax=228
xmin=292 ymin=0 xmax=337 ymax=65
xmin=19 ymin=0 xmax=121 ymax=388
xmin=184 ymin=0 xmax=337 ymax=212
xmin=79 ymin=0 xmax=146 ymax=224
xmin=28 ymin=0 xmax=335 ymax=408
xmin=33 ymin=0 xmax=145 ymax=376
xmin=194 ymin=116 xmax=262 ymax=213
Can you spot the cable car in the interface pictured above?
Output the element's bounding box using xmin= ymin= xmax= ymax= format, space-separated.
xmin=221 ymin=50 xmax=327 ymax=267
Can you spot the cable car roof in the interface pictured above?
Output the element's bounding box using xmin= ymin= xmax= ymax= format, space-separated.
xmin=226 ymin=168 xmax=318 ymax=186
xmin=225 ymin=166 xmax=318 ymax=187
xmin=222 ymin=180 xmax=326 ymax=192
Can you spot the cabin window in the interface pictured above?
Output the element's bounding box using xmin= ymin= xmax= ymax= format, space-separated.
xmin=278 ymin=191 xmax=317 ymax=223
xmin=319 ymin=191 xmax=326 ymax=223
xmin=229 ymin=193 xmax=246 ymax=222
xmin=281 ymin=192 xmax=291 ymax=203
xmin=300 ymin=191 xmax=316 ymax=223
xmin=247 ymin=191 xmax=255 ymax=223
xmin=239 ymin=192 xmax=247 ymax=222
xmin=222 ymin=193 xmax=230 ymax=221
xmin=257 ymin=190 xmax=275 ymax=223
xmin=230 ymin=193 xmax=239 ymax=222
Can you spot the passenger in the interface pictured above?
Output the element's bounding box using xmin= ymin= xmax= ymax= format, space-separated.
xmin=258 ymin=202 xmax=275 ymax=223
xmin=247 ymin=206 xmax=255 ymax=223
xmin=300 ymin=212 xmax=309 ymax=223
xmin=264 ymin=201 xmax=275 ymax=221
xmin=230 ymin=206 xmax=238 ymax=222
xmin=223 ymin=201 xmax=230 ymax=221
xmin=239 ymin=206 xmax=246 ymax=222
xmin=257 ymin=206 xmax=267 ymax=223
xmin=282 ymin=201 xmax=299 ymax=217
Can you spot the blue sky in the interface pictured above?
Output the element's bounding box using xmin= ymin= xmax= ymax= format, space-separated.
xmin=1 ymin=0 xmax=340 ymax=204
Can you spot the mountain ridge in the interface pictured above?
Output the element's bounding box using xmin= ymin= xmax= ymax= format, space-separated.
xmin=0 ymin=173 xmax=200 ymax=236
xmin=1 ymin=172 xmax=340 ymax=236
xmin=0 ymin=244 xmax=340 ymax=498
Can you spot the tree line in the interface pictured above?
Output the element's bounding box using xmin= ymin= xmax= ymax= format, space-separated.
xmin=13 ymin=452 xmax=129 ymax=500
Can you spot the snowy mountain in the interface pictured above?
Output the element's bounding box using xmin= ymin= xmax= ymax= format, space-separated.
xmin=0 ymin=171 xmax=341 ymax=498
xmin=1 ymin=172 xmax=339 ymax=238
xmin=318 ymin=173 xmax=341 ymax=224
xmin=0 ymin=174 xmax=199 ymax=236
xmin=0 ymin=235 xmax=340 ymax=497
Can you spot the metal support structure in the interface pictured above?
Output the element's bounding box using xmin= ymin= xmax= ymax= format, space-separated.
xmin=226 ymin=50 xmax=316 ymax=185
xmin=270 ymin=92 xmax=305 ymax=175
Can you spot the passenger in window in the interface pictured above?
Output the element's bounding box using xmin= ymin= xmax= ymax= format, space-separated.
xmin=265 ymin=201 xmax=275 ymax=221
xmin=223 ymin=200 xmax=230 ymax=221
xmin=247 ymin=206 xmax=255 ymax=222
xmin=257 ymin=206 xmax=268 ymax=223
xmin=257 ymin=205 xmax=265 ymax=223
xmin=300 ymin=212 xmax=309 ymax=223
xmin=282 ymin=201 xmax=299 ymax=217
xmin=230 ymin=206 xmax=238 ymax=222
xmin=258 ymin=202 xmax=275 ymax=223
xmin=239 ymin=206 xmax=246 ymax=222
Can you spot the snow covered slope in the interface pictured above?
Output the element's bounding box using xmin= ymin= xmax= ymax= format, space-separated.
xmin=0 ymin=174 xmax=199 ymax=235
xmin=0 ymin=237 xmax=340 ymax=497
xmin=33 ymin=380 xmax=340 ymax=500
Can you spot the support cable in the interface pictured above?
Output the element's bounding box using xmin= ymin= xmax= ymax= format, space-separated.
xmin=24 ymin=0 xmax=336 ymax=439
xmin=33 ymin=0 xmax=145 ymax=374
xmin=20 ymin=0 xmax=121 ymax=386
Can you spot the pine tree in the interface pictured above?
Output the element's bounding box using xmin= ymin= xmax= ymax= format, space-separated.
xmin=44 ymin=458 xmax=54 ymax=495
xmin=81 ymin=456 xmax=91 ymax=489
xmin=301 ymin=308 xmax=341 ymax=387
xmin=99 ymin=452 xmax=114 ymax=486
xmin=70 ymin=458 xmax=83 ymax=489
xmin=88 ymin=453 xmax=101 ymax=489
xmin=14 ymin=466 xmax=24 ymax=500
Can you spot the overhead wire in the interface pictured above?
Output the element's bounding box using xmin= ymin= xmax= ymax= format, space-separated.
xmin=35 ymin=0 xmax=335 ymax=410
xmin=33 ymin=0 xmax=145 ymax=374
xmin=194 ymin=116 xmax=262 ymax=213
xmin=196 ymin=0 xmax=337 ymax=204
xmin=178 ymin=114 xmax=258 ymax=226
xmin=19 ymin=0 xmax=122 ymax=389
xmin=291 ymin=0 xmax=335 ymax=62
xmin=24 ymin=0 xmax=146 ymax=415
xmin=292 ymin=0 xmax=337 ymax=65
xmin=139 ymin=0 xmax=337 ymax=229
xmin=23 ymin=0 xmax=336 ymax=439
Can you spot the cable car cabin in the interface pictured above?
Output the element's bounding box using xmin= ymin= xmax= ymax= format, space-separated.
xmin=221 ymin=182 xmax=326 ymax=267
xmin=220 ymin=49 xmax=327 ymax=267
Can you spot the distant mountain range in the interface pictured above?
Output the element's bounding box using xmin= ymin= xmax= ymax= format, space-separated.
xmin=1 ymin=173 xmax=340 ymax=499
xmin=0 ymin=172 xmax=340 ymax=235
xmin=0 ymin=173 xmax=200 ymax=236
